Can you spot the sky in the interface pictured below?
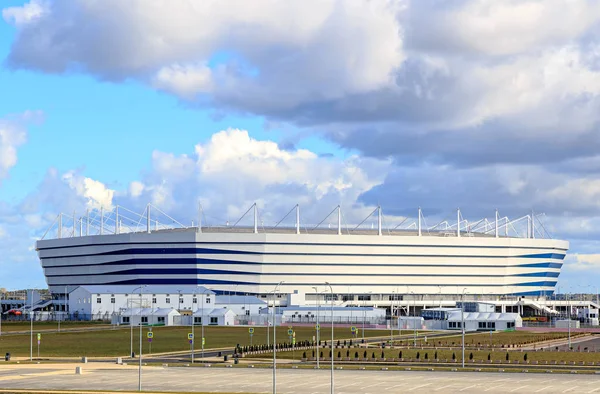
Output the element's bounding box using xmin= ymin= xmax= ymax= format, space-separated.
xmin=1 ymin=0 xmax=600 ymax=292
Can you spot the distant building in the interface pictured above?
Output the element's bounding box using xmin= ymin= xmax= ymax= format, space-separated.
xmin=113 ymin=307 xmax=180 ymax=326
xmin=214 ymin=295 xmax=266 ymax=316
xmin=419 ymin=304 xmax=522 ymax=331
xmin=68 ymin=285 xmax=215 ymax=320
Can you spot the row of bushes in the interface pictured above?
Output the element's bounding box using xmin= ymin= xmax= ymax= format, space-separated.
xmin=301 ymin=350 xmax=531 ymax=362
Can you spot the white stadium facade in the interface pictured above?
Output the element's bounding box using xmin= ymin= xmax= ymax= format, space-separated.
xmin=34 ymin=204 xmax=574 ymax=318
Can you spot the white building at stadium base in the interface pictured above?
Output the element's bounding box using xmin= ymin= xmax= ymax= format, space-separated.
xmin=35 ymin=204 xmax=574 ymax=319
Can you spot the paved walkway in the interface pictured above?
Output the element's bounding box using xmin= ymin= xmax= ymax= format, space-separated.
xmin=0 ymin=363 xmax=600 ymax=393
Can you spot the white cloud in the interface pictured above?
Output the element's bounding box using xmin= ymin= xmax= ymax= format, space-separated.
xmin=0 ymin=111 xmax=43 ymax=184
xmin=122 ymin=128 xmax=391 ymax=225
xmin=2 ymin=0 xmax=46 ymax=27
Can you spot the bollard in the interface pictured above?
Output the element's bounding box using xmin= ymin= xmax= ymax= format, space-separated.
xmin=75 ymin=367 xmax=83 ymax=375
xmin=116 ymin=357 xmax=122 ymax=365
xmin=81 ymin=357 xmax=88 ymax=364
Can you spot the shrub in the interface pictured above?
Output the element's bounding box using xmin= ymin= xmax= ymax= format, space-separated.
xmin=469 ymin=352 xmax=473 ymax=360
xmin=364 ymin=350 xmax=367 ymax=358
xmin=346 ymin=350 xmax=350 ymax=357
xmin=320 ymin=351 xmax=323 ymax=358
xmin=372 ymin=352 xmax=376 ymax=359
xmin=488 ymin=353 xmax=491 ymax=361
xmin=303 ymin=352 xmax=306 ymax=358
xmin=312 ymin=350 xmax=315 ymax=357
xmin=354 ymin=351 xmax=359 ymax=359
xmin=399 ymin=351 xmax=402 ymax=359
xmin=506 ymin=353 xmax=509 ymax=361
xmin=416 ymin=352 xmax=420 ymax=360
xmin=338 ymin=351 xmax=341 ymax=358
xmin=381 ymin=351 xmax=385 ymax=359
xmin=524 ymin=353 xmax=528 ymax=362
xmin=329 ymin=350 xmax=332 ymax=358
xmin=434 ymin=351 xmax=438 ymax=359
xmin=424 ymin=352 xmax=428 ymax=360
xmin=452 ymin=353 xmax=456 ymax=360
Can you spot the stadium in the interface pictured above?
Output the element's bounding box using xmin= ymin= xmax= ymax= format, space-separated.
xmin=35 ymin=204 xmax=570 ymax=317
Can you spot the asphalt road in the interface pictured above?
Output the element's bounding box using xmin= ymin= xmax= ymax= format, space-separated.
xmin=1 ymin=364 xmax=600 ymax=393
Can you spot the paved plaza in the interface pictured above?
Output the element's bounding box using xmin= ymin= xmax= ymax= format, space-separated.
xmin=0 ymin=364 xmax=599 ymax=393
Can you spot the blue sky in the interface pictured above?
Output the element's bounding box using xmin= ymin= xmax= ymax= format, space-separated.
xmin=1 ymin=0 xmax=600 ymax=291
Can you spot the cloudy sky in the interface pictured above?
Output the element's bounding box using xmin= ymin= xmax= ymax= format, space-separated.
xmin=1 ymin=0 xmax=599 ymax=292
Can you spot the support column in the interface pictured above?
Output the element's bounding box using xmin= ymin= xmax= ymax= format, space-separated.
xmin=296 ymin=204 xmax=300 ymax=235
xmin=495 ymin=209 xmax=499 ymax=238
xmin=58 ymin=213 xmax=62 ymax=239
xmin=72 ymin=211 xmax=76 ymax=238
xmin=457 ymin=208 xmax=460 ymax=238
xmin=115 ymin=206 xmax=119 ymax=235
xmin=86 ymin=209 xmax=89 ymax=236
xmin=378 ymin=206 xmax=382 ymax=236
xmin=418 ymin=207 xmax=422 ymax=237
xmin=100 ymin=207 xmax=104 ymax=235
xmin=254 ymin=203 xmax=258 ymax=234
xmin=146 ymin=204 xmax=151 ymax=233
xmin=337 ymin=205 xmax=341 ymax=235
xmin=531 ymin=210 xmax=535 ymax=239
xmin=197 ymin=202 xmax=202 ymax=234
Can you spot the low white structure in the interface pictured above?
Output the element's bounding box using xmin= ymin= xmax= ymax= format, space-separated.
xmin=556 ymin=319 xmax=580 ymax=329
xmin=192 ymin=308 xmax=236 ymax=326
xmin=113 ymin=307 xmax=181 ymax=326
xmin=577 ymin=307 xmax=599 ymax=326
xmin=68 ymin=285 xmax=215 ymax=320
xmin=398 ymin=316 xmax=425 ymax=330
xmin=215 ymin=295 xmax=266 ymax=316
xmin=446 ymin=311 xmax=522 ymax=331
xmin=264 ymin=306 xmax=385 ymax=324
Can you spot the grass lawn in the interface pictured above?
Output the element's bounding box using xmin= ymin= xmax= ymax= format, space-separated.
xmin=264 ymin=347 xmax=600 ymax=364
xmin=0 ymin=325 xmax=391 ymax=358
xmin=393 ymin=331 xmax=585 ymax=348
xmin=0 ymin=320 xmax=108 ymax=332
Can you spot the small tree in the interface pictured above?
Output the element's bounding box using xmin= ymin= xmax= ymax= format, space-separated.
xmin=487 ymin=353 xmax=491 ymax=361
xmin=381 ymin=350 xmax=385 ymax=359
xmin=372 ymin=351 xmax=376 ymax=359
xmin=346 ymin=350 xmax=350 ymax=357
xmin=469 ymin=352 xmax=473 ymax=360
xmin=506 ymin=352 xmax=509 ymax=361
xmin=337 ymin=351 xmax=341 ymax=359
xmin=524 ymin=353 xmax=528 ymax=362
xmin=329 ymin=350 xmax=332 ymax=358
xmin=416 ymin=352 xmax=420 ymax=360
xmin=320 ymin=351 xmax=323 ymax=358
xmin=303 ymin=351 xmax=306 ymax=358
xmin=399 ymin=351 xmax=402 ymax=359
xmin=312 ymin=350 xmax=315 ymax=357
xmin=424 ymin=352 xmax=428 ymax=360
xmin=364 ymin=350 xmax=367 ymax=358
xmin=434 ymin=351 xmax=438 ymax=360
xmin=337 ymin=340 xmax=341 ymax=347
xmin=349 ymin=339 xmax=353 ymax=346
xmin=355 ymin=351 xmax=359 ymax=359
xmin=343 ymin=340 xmax=347 ymax=347
xmin=452 ymin=352 xmax=456 ymax=360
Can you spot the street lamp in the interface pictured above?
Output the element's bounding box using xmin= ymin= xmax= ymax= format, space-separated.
xmin=192 ymin=286 xmax=211 ymax=363
xmin=390 ymin=291 xmax=394 ymax=345
xmin=132 ymin=285 xmax=146 ymax=392
xmin=30 ymin=288 xmax=34 ymax=361
xmin=272 ymin=281 xmax=284 ymax=394
xmin=461 ymin=287 xmax=467 ymax=368
xmin=312 ymin=286 xmax=320 ymax=369
xmin=410 ymin=291 xmax=416 ymax=347
xmin=325 ymin=282 xmax=334 ymax=394
xmin=362 ymin=291 xmax=372 ymax=342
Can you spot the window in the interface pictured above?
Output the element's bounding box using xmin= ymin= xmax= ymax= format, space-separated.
xmin=342 ymin=295 xmax=354 ymax=302
xmin=110 ymin=298 xmax=115 ymax=304
xmin=179 ymin=297 xmax=184 ymax=304
xmin=141 ymin=316 xmax=148 ymax=324
xmin=122 ymin=316 xmax=130 ymax=323
xmin=246 ymin=310 xmax=250 ymax=316
xmin=96 ymin=298 xmax=101 ymax=304
xmin=165 ymin=298 xmax=170 ymax=304
xmin=193 ymin=297 xmax=198 ymax=304
xmin=389 ymin=294 xmax=403 ymax=301
xmin=194 ymin=317 xmax=202 ymax=324
xmin=157 ymin=316 xmax=165 ymax=323
xmin=487 ymin=322 xmax=496 ymax=329
xmin=206 ymin=298 xmax=211 ymax=304
xmin=507 ymin=322 xmax=515 ymax=329
xmin=152 ymin=298 xmax=157 ymax=304
xmin=210 ymin=317 xmax=218 ymax=324
xmin=478 ymin=322 xmax=485 ymax=329
xmin=358 ymin=295 xmax=371 ymax=301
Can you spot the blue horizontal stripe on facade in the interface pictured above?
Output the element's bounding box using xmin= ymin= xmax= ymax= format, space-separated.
xmin=41 ymin=257 xmax=564 ymax=270
xmin=44 ymin=268 xmax=561 ymax=278
xmin=50 ymin=278 xmax=558 ymax=288
xmin=39 ymin=246 xmax=567 ymax=260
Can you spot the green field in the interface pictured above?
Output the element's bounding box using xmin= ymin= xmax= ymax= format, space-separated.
xmin=0 ymin=321 xmax=108 ymax=333
xmin=0 ymin=325 xmax=392 ymax=357
xmin=261 ymin=347 xmax=600 ymax=364
xmin=393 ymin=331 xmax=586 ymax=348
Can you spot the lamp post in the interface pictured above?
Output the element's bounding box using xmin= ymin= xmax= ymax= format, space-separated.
xmin=390 ymin=291 xmax=394 ymax=345
xmin=129 ymin=294 xmax=133 ymax=358
xmin=362 ymin=291 xmax=372 ymax=342
xmin=132 ymin=285 xmax=146 ymax=392
xmin=312 ymin=286 xmax=320 ymax=369
xmin=567 ymin=288 xmax=572 ymax=350
xmin=410 ymin=291 xmax=416 ymax=346
xmin=192 ymin=286 xmax=211 ymax=363
xmin=461 ymin=288 xmax=467 ymax=368
xmin=30 ymin=288 xmax=34 ymax=361
xmin=325 ymin=282 xmax=334 ymax=394
xmin=272 ymin=281 xmax=284 ymax=394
